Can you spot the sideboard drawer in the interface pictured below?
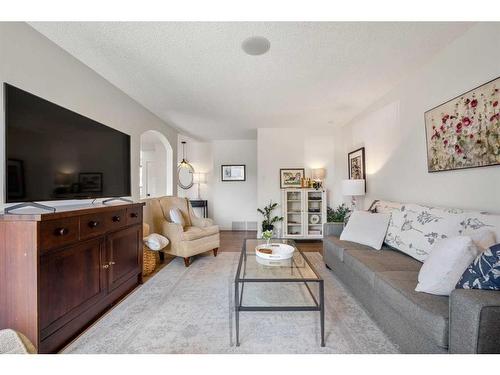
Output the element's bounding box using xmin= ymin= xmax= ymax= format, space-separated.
xmin=126 ymin=206 xmax=142 ymax=226
xmin=105 ymin=209 xmax=127 ymax=231
xmin=80 ymin=212 xmax=107 ymax=240
xmin=40 ymin=217 xmax=79 ymax=250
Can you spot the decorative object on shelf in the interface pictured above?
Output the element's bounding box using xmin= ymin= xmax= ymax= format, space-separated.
xmin=425 ymin=76 xmax=500 ymax=173
xmin=280 ymin=168 xmax=305 ymax=188
xmin=221 ymin=164 xmax=246 ymax=181
xmin=257 ymin=201 xmax=284 ymax=232
xmin=262 ymin=229 xmax=273 ymax=245
xmin=255 ymin=243 xmax=295 ymax=260
xmin=193 ymin=172 xmax=207 ymax=199
xmin=178 ymin=141 xmax=195 ymax=189
xmin=78 ymin=172 xmax=103 ymax=193
xmin=309 ymin=214 xmax=320 ymax=224
xmin=342 ymin=179 xmax=365 ymax=211
xmin=348 ymin=147 xmax=366 ymax=189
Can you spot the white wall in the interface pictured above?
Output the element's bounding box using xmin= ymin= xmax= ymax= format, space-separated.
xmin=0 ymin=22 xmax=178 ymax=206
xmin=336 ymin=23 xmax=500 ymax=212
xmin=257 ymin=128 xmax=336 ymax=233
xmin=177 ymin=136 xmax=258 ymax=230
xmin=211 ymin=140 xmax=257 ymax=230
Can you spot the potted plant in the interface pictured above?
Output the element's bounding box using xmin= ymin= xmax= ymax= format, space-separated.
xmin=257 ymin=201 xmax=283 ymax=233
xmin=325 ymin=204 xmax=351 ymax=236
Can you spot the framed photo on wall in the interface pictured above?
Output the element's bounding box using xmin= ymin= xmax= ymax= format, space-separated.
xmin=221 ymin=165 xmax=246 ymax=181
xmin=424 ymin=76 xmax=500 ymax=173
xmin=280 ymin=168 xmax=305 ymax=189
xmin=348 ymin=147 xmax=366 ymax=180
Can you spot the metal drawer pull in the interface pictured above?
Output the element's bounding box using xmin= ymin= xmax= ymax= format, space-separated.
xmin=103 ymin=264 xmax=109 ymax=269
xmin=55 ymin=227 xmax=69 ymax=236
xmin=112 ymin=215 xmax=121 ymax=222
xmin=109 ymin=261 xmax=116 ymax=265
xmin=88 ymin=220 xmax=99 ymax=228
xmin=130 ymin=212 xmax=138 ymax=218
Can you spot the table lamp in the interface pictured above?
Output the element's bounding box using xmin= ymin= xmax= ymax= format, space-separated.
xmin=342 ymin=179 xmax=365 ymax=210
xmin=193 ymin=172 xmax=207 ymax=199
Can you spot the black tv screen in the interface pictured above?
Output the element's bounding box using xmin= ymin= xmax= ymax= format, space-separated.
xmin=5 ymin=84 xmax=131 ymax=203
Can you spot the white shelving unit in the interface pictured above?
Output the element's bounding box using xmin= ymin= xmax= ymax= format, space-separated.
xmin=281 ymin=188 xmax=327 ymax=239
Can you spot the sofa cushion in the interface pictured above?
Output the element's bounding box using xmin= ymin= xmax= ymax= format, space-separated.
xmin=324 ymin=236 xmax=380 ymax=262
xmin=374 ymin=270 xmax=450 ymax=348
xmin=181 ymin=225 xmax=219 ymax=241
xmin=343 ymin=248 xmax=421 ymax=286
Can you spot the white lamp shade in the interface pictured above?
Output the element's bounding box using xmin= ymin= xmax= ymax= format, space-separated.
xmin=193 ymin=172 xmax=207 ymax=184
xmin=342 ymin=179 xmax=365 ymax=196
xmin=311 ymin=168 xmax=326 ymax=180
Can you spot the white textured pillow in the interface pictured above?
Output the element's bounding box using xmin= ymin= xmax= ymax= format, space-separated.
xmin=464 ymin=229 xmax=497 ymax=251
xmin=169 ymin=208 xmax=185 ymax=227
xmin=415 ymin=236 xmax=482 ymax=296
xmin=143 ymin=233 xmax=170 ymax=251
xmin=340 ymin=211 xmax=391 ymax=250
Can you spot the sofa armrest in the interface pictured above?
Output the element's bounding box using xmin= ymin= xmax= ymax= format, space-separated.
xmin=161 ymin=221 xmax=184 ymax=244
xmin=449 ymin=289 xmax=500 ymax=353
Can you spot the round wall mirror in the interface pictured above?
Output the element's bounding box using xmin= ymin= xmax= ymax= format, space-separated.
xmin=177 ymin=163 xmax=194 ymax=189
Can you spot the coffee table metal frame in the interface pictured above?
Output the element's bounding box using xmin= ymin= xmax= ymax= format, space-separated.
xmin=234 ymin=238 xmax=325 ymax=347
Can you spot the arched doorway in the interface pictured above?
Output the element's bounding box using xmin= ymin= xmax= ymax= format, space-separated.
xmin=140 ymin=130 xmax=173 ymax=198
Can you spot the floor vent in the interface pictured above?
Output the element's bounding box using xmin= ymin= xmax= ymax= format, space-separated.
xmin=231 ymin=221 xmax=258 ymax=231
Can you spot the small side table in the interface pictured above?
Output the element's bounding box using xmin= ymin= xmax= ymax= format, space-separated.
xmin=190 ymin=199 xmax=208 ymax=218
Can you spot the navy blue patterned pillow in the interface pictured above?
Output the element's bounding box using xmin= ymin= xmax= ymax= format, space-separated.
xmin=456 ymin=243 xmax=500 ymax=290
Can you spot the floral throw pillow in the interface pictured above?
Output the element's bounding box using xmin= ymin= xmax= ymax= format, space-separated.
xmin=456 ymin=243 xmax=500 ymax=290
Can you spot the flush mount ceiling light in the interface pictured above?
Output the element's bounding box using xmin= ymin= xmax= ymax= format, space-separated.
xmin=241 ymin=36 xmax=271 ymax=56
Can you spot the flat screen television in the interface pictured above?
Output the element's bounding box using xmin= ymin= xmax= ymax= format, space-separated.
xmin=4 ymin=83 xmax=131 ymax=203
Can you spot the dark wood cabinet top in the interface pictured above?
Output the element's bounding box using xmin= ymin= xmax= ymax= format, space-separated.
xmin=0 ymin=202 xmax=145 ymax=222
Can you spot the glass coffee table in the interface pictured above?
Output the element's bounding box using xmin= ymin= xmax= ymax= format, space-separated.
xmin=234 ymin=238 xmax=325 ymax=347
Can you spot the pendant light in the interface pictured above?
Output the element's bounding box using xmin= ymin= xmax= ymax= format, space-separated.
xmin=178 ymin=141 xmax=195 ymax=189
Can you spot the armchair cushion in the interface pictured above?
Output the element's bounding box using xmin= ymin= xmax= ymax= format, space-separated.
xmin=181 ymin=225 xmax=219 ymax=241
xmin=191 ymin=216 xmax=214 ymax=228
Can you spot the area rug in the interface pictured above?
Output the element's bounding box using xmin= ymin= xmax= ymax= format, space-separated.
xmin=63 ymin=252 xmax=399 ymax=353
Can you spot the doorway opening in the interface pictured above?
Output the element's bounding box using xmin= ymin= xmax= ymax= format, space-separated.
xmin=140 ymin=130 xmax=173 ymax=198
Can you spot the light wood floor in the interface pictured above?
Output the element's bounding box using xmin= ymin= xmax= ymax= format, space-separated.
xmin=143 ymin=230 xmax=322 ymax=282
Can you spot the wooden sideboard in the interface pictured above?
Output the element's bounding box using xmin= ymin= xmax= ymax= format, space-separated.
xmin=0 ymin=202 xmax=144 ymax=353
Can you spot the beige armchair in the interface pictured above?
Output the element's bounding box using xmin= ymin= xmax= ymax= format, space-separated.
xmin=142 ymin=196 xmax=220 ymax=267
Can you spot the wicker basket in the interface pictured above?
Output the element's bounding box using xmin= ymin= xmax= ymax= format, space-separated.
xmin=143 ymin=246 xmax=159 ymax=276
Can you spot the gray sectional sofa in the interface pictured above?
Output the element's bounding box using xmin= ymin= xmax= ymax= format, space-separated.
xmin=323 ymin=200 xmax=500 ymax=354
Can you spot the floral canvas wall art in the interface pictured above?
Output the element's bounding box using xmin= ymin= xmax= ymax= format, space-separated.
xmin=425 ymin=77 xmax=500 ymax=172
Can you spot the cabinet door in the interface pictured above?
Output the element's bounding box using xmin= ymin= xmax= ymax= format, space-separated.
xmin=284 ymin=189 xmax=304 ymax=237
xmin=106 ymin=225 xmax=142 ymax=293
xmin=39 ymin=238 xmax=106 ymax=336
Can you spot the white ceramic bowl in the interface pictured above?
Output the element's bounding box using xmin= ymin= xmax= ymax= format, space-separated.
xmin=255 ymin=243 xmax=295 ymax=260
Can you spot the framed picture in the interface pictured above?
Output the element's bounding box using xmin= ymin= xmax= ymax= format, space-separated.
xmin=221 ymin=165 xmax=246 ymax=181
xmin=280 ymin=168 xmax=305 ymax=189
xmin=425 ymin=76 xmax=500 ymax=173
xmin=348 ymin=147 xmax=366 ymax=181
xmin=7 ymin=159 xmax=25 ymax=199
xmin=79 ymin=172 xmax=103 ymax=192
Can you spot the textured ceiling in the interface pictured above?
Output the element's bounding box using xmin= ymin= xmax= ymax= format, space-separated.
xmin=30 ymin=22 xmax=473 ymax=140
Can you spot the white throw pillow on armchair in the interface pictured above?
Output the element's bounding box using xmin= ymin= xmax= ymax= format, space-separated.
xmin=415 ymin=236 xmax=482 ymax=296
xmin=169 ymin=208 xmax=185 ymax=228
xmin=340 ymin=211 xmax=391 ymax=250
